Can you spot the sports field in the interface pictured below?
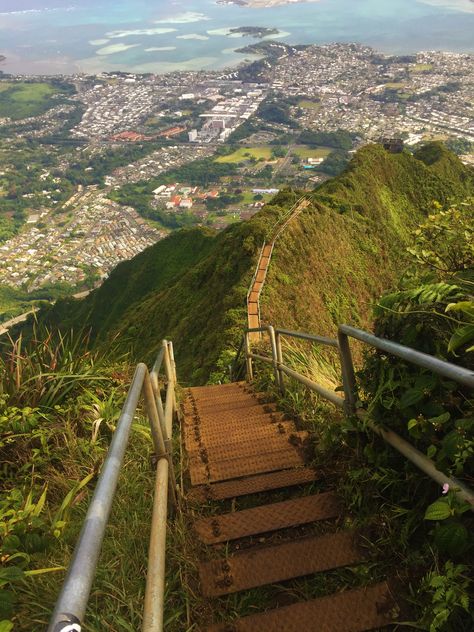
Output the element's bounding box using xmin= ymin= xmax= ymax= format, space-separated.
xmin=215 ymin=147 xmax=273 ymax=164
xmin=292 ymin=146 xmax=333 ymax=159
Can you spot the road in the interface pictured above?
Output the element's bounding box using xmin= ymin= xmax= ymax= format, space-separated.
xmin=0 ymin=289 xmax=92 ymax=337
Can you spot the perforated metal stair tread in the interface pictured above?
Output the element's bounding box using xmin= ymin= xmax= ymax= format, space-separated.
xmin=195 ymin=492 xmax=341 ymax=544
xmin=187 ymin=467 xmax=318 ymax=501
xmin=188 ymin=383 xmax=245 ymax=395
xmin=188 ymin=431 xmax=308 ymax=466
xmin=184 ymin=402 xmax=283 ymax=428
xmin=199 ymin=531 xmax=363 ymax=597
xmin=184 ymin=422 xmax=299 ymax=454
xmin=185 ymin=399 xmax=269 ymax=414
xmin=206 ymin=581 xmax=396 ymax=632
xmin=189 ymin=446 xmax=306 ymax=485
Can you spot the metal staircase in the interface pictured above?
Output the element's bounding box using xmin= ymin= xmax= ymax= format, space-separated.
xmin=48 ymin=323 xmax=474 ymax=632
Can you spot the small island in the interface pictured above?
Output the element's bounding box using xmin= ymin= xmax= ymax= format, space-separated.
xmin=229 ymin=26 xmax=280 ymax=38
xmin=0 ymin=55 xmax=6 ymax=63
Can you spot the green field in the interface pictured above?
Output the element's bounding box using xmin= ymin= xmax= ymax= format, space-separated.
xmin=0 ymin=82 xmax=62 ymax=120
xmin=215 ymin=146 xmax=273 ymax=164
xmin=384 ymin=82 xmax=406 ymax=89
xmin=292 ymin=146 xmax=333 ymax=159
xmin=298 ymin=99 xmax=321 ymax=111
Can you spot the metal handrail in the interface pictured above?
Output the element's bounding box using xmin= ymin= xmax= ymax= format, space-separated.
xmin=275 ymin=327 xmax=338 ymax=348
xmin=340 ymin=324 xmax=474 ymax=389
xmin=240 ymin=324 xmax=474 ymax=509
xmin=48 ymin=340 xmax=178 ymax=632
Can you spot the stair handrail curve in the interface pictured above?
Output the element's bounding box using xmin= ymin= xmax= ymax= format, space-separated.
xmin=48 ymin=340 xmax=179 ymax=632
xmin=239 ymin=323 xmax=474 ymax=511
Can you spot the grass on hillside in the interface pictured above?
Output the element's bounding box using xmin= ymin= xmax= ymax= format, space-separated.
xmin=215 ymin=147 xmax=273 ymax=163
xmin=0 ymin=82 xmax=63 ymax=120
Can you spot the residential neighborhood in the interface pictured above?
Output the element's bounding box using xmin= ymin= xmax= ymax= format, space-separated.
xmin=0 ymin=43 xmax=472 ymax=310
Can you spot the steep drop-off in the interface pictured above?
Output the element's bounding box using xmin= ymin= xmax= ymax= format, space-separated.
xmin=44 ymin=143 xmax=473 ymax=384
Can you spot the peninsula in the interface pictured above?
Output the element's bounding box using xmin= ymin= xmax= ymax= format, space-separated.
xmin=229 ymin=26 xmax=280 ymax=38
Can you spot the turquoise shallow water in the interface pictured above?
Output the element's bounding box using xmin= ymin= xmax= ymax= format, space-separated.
xmin=0 ymin=0 xmax=473 ymax=75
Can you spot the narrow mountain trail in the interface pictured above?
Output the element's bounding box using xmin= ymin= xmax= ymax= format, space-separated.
xmin=183 ymin=382 xmax=399 ymax=631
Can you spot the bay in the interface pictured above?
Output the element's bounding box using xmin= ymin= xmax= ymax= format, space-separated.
xmin=0 ymin=0 xmax=473 ymax=75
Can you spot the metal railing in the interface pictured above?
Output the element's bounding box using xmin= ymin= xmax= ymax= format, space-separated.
xmin=234 ymin=324 xmax=474 ymax=510
xmin=48 ymin=340 xmax=178 ymax=632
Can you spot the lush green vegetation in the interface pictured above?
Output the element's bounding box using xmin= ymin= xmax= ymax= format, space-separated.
xmin=0 ymin=140 xmax=75 ymax=242
xmin=64 ymin=140 xmax=172 ymax=187
xmin=263 ymin=143 xmax=473 ymax=340
xmin=245 ymin=200 xmax=473 ymax=631
xmin=0 ymin=284 xmax=77 ymax=323
xmin=0 ymin=328 xmax=189 ymax=630
xmin=0 ymin=80 xmax=74 ymax=120
xmin=3 ymin=142 xmax=473 ymax=631
xmin=298 ymin=129 xmax=355 ymax=150
xmin=42 ymin=143 xmax=474 ymax=387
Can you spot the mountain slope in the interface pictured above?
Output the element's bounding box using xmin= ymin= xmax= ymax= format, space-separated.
xmin=261 ymin=143 xmax=473 ymax=335
xmin=43 ymin=143 xmax=473 ymax=384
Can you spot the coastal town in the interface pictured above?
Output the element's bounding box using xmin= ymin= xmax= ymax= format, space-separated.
xmin=0 ymin=42 xmax=473 ymax=318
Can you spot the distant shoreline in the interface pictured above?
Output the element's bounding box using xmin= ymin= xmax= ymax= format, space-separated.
xmin=217 ymin=0 xmax=320 ymax=7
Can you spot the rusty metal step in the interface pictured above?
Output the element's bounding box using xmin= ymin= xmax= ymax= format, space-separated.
xmin=185 ymin=398 xmax=268 ymax=414
xmin=207 ymin=581 xmax=396 ymax=632
xmin=188 ymin=467 xmax=318 ymax=502
xmin=189 ymin=445 xmax=306 ymax=485
xmin=184 ymin=402 xmax=282 ymax=424
xmin=184 ymin=421 xmax=297 ymax=454
xmin=188 ymin=382 xmax=246 ymax=393
xmin=195 ymin=492 xmax=341 ymax=544
xmin=185 ymin=396 xmax=262 ymax=412
xmin=183 ymin=414 xmax=293 ymax=441
xmin=200 ymin=531 xmax=363 ymax=597
xmin=187 ymin=387 xmax=258 ymax=404
xmin=188 ymin=431 xmax=308 ymax=464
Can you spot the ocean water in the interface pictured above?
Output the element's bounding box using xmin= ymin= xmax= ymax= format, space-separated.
xmin=0 ymin=0 xmax=473 ymax=75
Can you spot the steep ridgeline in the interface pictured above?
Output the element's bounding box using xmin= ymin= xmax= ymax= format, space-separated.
xmin=44 ymin=143 xmax=473 ymax=384
xmin=261 ymin=143 xmax=473 ymax=337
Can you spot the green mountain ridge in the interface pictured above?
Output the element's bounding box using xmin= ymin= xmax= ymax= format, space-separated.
xmin=42 ymin=143 xmax=473 ymax=384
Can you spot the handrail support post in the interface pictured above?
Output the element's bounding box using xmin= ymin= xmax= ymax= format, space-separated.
xmin=275 ymin=331 xmax=285 ymax=394
xmin=338 ymin=330 xmax=358 ymax=416
xmin=267 ymin=326 xmax=281 ymax=392
xmin=143 ymin=371 xmax=177 ymax=511
xmin=244 ymin=332 xmax=253 ymax=381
